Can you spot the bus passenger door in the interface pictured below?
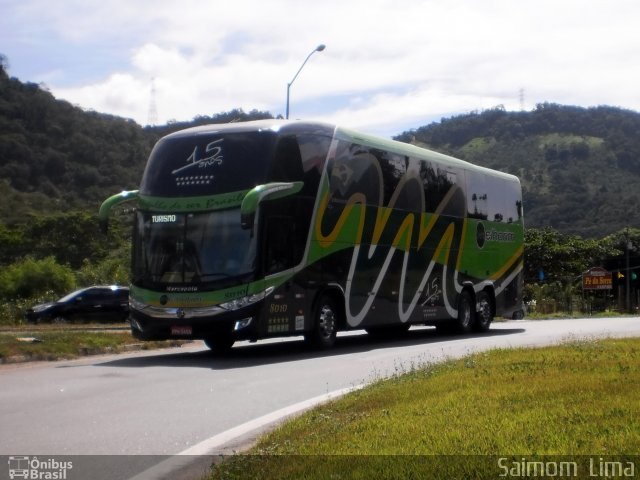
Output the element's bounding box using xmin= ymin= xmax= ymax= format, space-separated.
xmin=262 ymin=213 xmax=306 ymax=335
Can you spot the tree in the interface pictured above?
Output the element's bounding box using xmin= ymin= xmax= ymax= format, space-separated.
xmin=0 ymin=53 xmax=8 ymax=77
xmin=23 ymin=211 xmax=130 ymax=269
xmin=524 ymin=227 xmax=619 ymax=285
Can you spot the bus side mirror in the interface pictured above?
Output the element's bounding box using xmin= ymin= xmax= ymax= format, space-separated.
xmin=240 ymin=182 xmax=303 ymax=229
xmin=98 ymin=190 xmax=140 ymax=234
xmin=240 ymin=212 xmax=255 ymax=230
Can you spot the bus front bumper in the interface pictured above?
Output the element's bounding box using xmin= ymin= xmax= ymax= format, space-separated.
xmin=129 ymin=304 xmax=261 ymax=341
xmin=128 ymin=286 xmax=274 ymax=340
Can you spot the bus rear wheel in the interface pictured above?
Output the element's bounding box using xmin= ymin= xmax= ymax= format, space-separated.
xmin=305 ymin=295 xmax=338 ymax=349
xmin=473 ymin=291 xmax=493 ymax=332
xmin=456 ymin=290 xmax=474 ymax=333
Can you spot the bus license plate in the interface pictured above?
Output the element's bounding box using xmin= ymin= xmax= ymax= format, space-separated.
xmin=171 ymin=326 xmax=192 ymax=336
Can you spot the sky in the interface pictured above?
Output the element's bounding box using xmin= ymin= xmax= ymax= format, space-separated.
xmin=1 ymin=0 xmax=639 ymax=138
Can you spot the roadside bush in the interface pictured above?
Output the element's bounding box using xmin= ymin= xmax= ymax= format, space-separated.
xmin=525 ymin=281 xmax=580 ymax=315
xmin=0 ymin=297 xmax=48 ymax=326
xmin=0 ymin=256 xmax=76 ymax=300
xmin=76 ymin=253 xmax=130 ymax=286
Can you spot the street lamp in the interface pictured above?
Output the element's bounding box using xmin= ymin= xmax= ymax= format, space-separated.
xmin=285 ymin=44 xmax=325 ymax=119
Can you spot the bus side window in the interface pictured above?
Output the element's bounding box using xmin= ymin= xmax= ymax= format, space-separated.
xmin=264 ymin=214 xmax=296 ymax=274
xmin=269 ymin=136 xmax=304 ymax=183
xmin=420 ymin=160 xmax=455 ymax=214
xmin=263 ymin=135 xmax=324 ymax=274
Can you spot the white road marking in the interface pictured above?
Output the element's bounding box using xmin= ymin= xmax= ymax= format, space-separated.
xmin=129 ymin=384 xmax=364 ymax=480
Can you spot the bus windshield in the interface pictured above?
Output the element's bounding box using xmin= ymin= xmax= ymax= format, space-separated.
xmin=133 ymin=209 xmax=256 ymax=286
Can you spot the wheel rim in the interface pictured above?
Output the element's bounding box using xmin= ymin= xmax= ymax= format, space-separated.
xmin=460 ymin=299 xmax=472 ymax=328
xmin=318 ymin=304 xmax=336 ymax=339
xmin=478 ymin=298 xmax=491 ymax=325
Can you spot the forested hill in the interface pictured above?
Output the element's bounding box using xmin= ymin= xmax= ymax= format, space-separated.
xmin=395 ymin=104 xmax=640 ymax=237
xmin=0 ymin=63 xmax=272 ymax=224
xmin=2 ymin=59 xmax=640 ymax=237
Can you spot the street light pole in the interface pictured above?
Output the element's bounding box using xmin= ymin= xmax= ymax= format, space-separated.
xmin=286 ymin=44 xmax=325 ymax=119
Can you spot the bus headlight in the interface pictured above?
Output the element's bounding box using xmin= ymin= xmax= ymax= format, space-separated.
xmin=220 ymin=286 xmax=275 ymax=311
xmin=234 ymin=318 xmax=253 ymax=331
xmin=129 ymin=297 xmax=147 ymax=311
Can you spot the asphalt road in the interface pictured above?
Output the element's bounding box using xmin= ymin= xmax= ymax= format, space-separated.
xmin=1 ymin=317 xmax=639 ymax=478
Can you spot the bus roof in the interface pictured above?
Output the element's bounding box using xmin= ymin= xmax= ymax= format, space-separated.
xmin=163 ymin=120 xmax=519 ymax=183
xmin=161 ymin=119 xmax=336 ymax=140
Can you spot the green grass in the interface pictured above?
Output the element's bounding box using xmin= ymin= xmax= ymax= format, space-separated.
xmin=210 ymin=338 xmax=640 ymax=479
xmin=0 ymin=329 xmax=185 ymax=362
xmin=537 ymin=133 xmax=605 ymax=150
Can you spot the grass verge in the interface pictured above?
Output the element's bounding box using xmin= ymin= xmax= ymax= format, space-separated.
xmin=210 ymin=337 xmax=640 ymax=479
xmin=0 ymin=330 xmax=186 ymax=363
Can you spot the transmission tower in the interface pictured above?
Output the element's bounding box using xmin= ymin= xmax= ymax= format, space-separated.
xmin=519 ymin=88 xmax=525 ymax=111
xmin=147 ymin=78 xmax=158 ymax=126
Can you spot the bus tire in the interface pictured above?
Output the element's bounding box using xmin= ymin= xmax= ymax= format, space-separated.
xmin=204 ymin=335 xmax=235 ymax=353
xmin=473 ymin=291 xmax=493 ymax=332
xmin=305 ymin=295 xmax=338 ymax=349
xmin=456 ymin=290 xmax=474 ymax=333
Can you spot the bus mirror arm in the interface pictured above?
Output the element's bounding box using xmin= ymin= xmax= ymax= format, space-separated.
xmin=240 ymin=182 xmax=304 ymax=230
xmin=98 ymin=190 xmax=140 ymax=234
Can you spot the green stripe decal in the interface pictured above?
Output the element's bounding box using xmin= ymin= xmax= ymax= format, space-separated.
xmin=138 ymin=190 xmax=250 ymax=212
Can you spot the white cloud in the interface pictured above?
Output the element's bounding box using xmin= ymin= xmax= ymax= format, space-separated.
xmin=4 ymin=0 xmax=639 ymax=137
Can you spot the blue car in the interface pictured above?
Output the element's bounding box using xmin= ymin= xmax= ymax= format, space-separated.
xmin=25 ymin=286 xmax=129 ymax=324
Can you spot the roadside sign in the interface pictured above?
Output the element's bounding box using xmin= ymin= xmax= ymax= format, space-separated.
xmin=582 ymin=267 xmax=612 ymax=290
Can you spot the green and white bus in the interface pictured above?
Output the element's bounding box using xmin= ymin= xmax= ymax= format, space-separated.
xmin=100 ymin=120 xmax=524 ymax=351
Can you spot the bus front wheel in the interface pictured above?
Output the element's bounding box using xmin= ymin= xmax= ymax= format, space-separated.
xmin=305 ymin=295 xmax=338 ymax=349
xmin=204 ymin=335 xmax=235 ymax=353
